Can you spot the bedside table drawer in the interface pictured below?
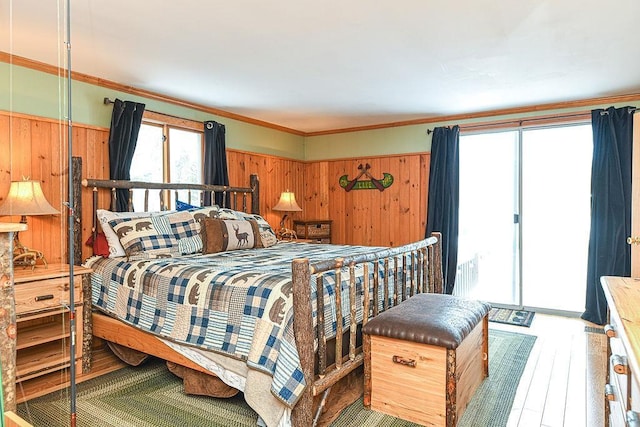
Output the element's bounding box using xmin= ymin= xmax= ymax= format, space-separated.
xmin=15 ymin=276 xmax=82 ymax=316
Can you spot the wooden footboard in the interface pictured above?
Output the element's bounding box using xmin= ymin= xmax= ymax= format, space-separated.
xmin=291 ymin=234 xmax=444 ymax=427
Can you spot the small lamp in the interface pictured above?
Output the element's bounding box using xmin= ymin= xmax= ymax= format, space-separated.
xmin=0 ymin=179 xmax=59 ymax=268
xmin=272 ymin=190 xmax=302 ymax=239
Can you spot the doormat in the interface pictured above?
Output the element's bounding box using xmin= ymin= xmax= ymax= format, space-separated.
xmin=489 ymin=308 xmax=535 ymax=327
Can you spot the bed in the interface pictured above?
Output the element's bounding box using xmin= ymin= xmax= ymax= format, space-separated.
xmin=80 ymin=174 xmax=443 ymax=427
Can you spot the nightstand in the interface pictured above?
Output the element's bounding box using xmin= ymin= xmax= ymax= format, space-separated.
xmin=294 ymin=220 xmax=332 ymax=244
xmin=13 ymin=264 xmax=92 ymax=402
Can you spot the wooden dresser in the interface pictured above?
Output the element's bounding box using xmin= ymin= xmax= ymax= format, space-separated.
xmin=601 ymin=276 xmax=640 ymax=426
xmin=13 ymin=264 xmax=92 ymax=402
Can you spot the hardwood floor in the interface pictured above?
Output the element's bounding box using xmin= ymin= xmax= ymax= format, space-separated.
xmin=21 ymin=316 xmax=607 ymax=427
xmin=491 ymin=313 xmax=607 ymax=427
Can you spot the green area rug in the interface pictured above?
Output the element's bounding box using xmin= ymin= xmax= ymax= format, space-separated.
xmin=18 ymin=329 xmax=535 ymax=427
xmin=489 ymin=308 xmax=535 ymax=327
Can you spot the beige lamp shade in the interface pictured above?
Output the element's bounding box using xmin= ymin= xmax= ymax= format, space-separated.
xmin=273 ymin=190 xmax=302 ymax=212
xmin=0 ymin=180 xmax=59 ymax=217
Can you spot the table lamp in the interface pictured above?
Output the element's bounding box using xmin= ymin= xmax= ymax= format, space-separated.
xmin=0 ymin=179 xmax=59 ymax=268
xmin=272 ymin=190 xmax=302 ymax=239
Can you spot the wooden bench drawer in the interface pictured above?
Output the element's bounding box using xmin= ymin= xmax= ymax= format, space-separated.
xmin=370 ymin=335 xmax=447 ymax=424
xmin=368 ymin=318 xmax=487 ymax=426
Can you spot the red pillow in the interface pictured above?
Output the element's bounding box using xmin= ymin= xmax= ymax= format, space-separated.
xmin=85 ymin=232 xmax=110 ymax=257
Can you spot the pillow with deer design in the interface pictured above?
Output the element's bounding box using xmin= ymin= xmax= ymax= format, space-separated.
xmin=200 ymin=218 xmax=262 ymax=254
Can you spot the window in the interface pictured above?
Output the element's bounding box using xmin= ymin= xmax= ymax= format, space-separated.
xmin=130 ymin=118 xmax=203 ymax=211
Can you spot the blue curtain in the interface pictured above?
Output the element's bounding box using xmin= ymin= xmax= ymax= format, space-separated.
xmin=203 ymin=120 xmax=230 ymax=207
xmin=426 ymin=125 xmax=460 ymax=294
xmin=108 ymin=99 xmax=145 ymax=212
xmin=582 ymin=106 xmax=634 ymax=325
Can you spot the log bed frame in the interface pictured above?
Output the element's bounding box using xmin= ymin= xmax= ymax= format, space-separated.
xmin=80 ymin=174 xmax=444 ymax=427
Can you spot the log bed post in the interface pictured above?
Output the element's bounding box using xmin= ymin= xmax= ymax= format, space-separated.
xmin=291 ymin=258 xmax=314 ymax=427
xmin=250 ymin=174 xmax=260 ymax=214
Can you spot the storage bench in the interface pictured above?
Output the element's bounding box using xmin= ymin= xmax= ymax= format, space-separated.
xmin=363 ymin=293 xmax=491 ymax=427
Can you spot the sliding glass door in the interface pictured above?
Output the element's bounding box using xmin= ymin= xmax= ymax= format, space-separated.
xmin=521 ymin=125 xmax=592 ymax=312
xmin=456 ymin=131 xmax=519 ymax=305
xmin=455 ymin=124 xmax=592 ymax=313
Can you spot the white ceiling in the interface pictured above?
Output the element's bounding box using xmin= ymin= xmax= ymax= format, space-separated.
xmin=2 ymin=0 xmax=640 ymax=133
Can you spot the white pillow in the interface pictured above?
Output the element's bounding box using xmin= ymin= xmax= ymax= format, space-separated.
xmin=97 ymin=209 xmax=165 ymax=258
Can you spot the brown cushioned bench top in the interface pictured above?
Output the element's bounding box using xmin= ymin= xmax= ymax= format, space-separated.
xmin=362 ymin=293 xmax=491 ymax=349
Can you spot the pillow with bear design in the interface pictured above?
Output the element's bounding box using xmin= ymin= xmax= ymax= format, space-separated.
xmin=109 ymin=210 xmax=205 ymax=256
xmin=108 ymin=215 xmax=179 ymax=258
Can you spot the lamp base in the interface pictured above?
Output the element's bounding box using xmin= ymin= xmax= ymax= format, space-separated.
xmin=12 ymin=229 xmax=48 ymax=270
xmin=14 ymin=251 xmax=47 ymax=270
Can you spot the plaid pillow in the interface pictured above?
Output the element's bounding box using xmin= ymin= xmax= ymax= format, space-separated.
xmin=108 ymin=216 xmax=180 ymax=258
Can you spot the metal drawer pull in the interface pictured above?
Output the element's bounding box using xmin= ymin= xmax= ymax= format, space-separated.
xmin=392 ymin=355 xmax=416 ymax=368
xmin=604 ymin=324 xmax=616 ymax=338
xmin=604 ymin=383 xmax=615 ymax=401
xmin=627 ymin=410 xmax=640 ymax=427
xmin=35 ymin=294 xmax=54 ymax=302
xmin=611 ymin=354 xmax=629 ymax=375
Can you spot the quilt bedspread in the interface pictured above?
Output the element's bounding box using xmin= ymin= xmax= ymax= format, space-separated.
xmin=84 ymin=241 xmax=384 ymax=407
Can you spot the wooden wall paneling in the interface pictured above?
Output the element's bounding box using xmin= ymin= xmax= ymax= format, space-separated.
xmin=301 ymin=163 xmax=314 ymax=219
xmin=397 ymin=157 xmax=411 ymax=245
xmin=48 ymin=122 xmax=64 ymax=264
xmin=376 ymin=156 xmax=392 ymax=247
xmin=302 ymin=161 xmax=330 ymax=222
xmin=311 ymin=154 xmax=430 ymax=247
xmin=9 ymin=118 xmax=33 ymax=249
xmin=420 ymin=154 xmax=430 ymax=241
xmin=350 ymin=159 xmax=366 ymax=244
xmin=80 ymin=128 xmax=108 ymax=261
xmin=317 ymin=162 xmax=330 ymax=220
xmin=12 ymin=118 xmax=32 ymax=181
xmin=382 ymin=156 xmax=401 ymax=247
xmin=79 ymin=128 xmax=110 ymax=262
xmin=291 ymin=160 xmax=306 ymax=230
xmin=226 ymin=150 xmax=305 ymax=233
xmin=0 ymin=116 xmax=10 ymax=198
xmin=328 ymin=161 xmax=348 ymax=244
xmin=31 ymin=120 xmax=52 ymax=263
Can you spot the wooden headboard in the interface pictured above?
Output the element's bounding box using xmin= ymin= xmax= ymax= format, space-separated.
xmin=80 ymin=174 xmax=260 ymax=253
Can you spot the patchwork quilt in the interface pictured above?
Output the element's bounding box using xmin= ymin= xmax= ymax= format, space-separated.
xmin=85 ymin=241 xmax=390 ymax=407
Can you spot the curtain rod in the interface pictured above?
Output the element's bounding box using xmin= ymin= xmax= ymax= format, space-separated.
xmin=425 ymin=110 xmax=594 ymax=135
xmin=600 ymin=106 xmax=638 ymax=115
xmin=103 ymin=97 xmax=210 ymax=124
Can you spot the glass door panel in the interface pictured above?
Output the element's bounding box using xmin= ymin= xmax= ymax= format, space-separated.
xmin=456 ymin=131 xmax=519 ymax=305
xmin=521 ymin=124 xmax=592 ymax=312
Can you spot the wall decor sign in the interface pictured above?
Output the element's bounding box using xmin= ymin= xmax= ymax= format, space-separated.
xmin=339 ymin=163 xmax=394 ymax=192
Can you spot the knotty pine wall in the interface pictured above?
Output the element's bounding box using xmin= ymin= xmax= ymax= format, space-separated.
xmin=0 ymin=111 xmax=110 ymax=265
xmin=1 ymin=112 xmax=430 ymax=264
xmin=304 ymin=155 xmax=430 ymax=247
